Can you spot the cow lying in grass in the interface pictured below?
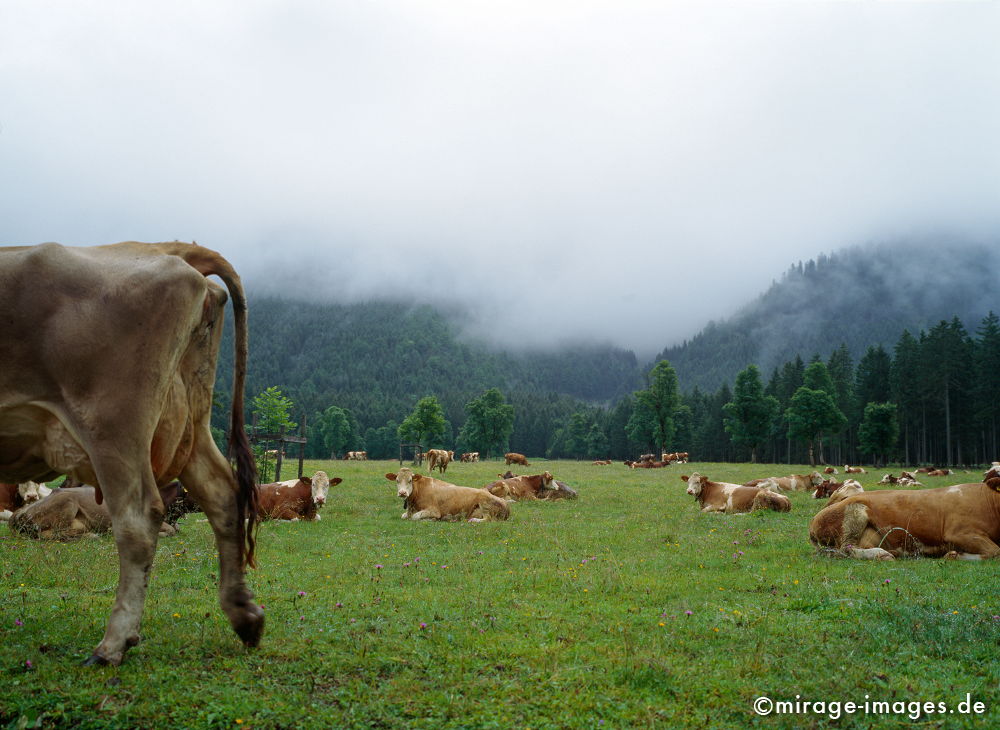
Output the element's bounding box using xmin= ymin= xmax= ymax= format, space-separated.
xmin=386 ymin=468 xmax=510 ymax=522
xmin=485 ymin=472 xmax=578 ymax=501
xmin=745 ymin=472 xmax=824 ymax=492
xmin=812 ymin=479 xmax=864 ymax=502
xmin=10 ymin=484 xmax=183 ymax=539
xmin=0 ymin=481 xmax=51 ymax=521
xmin=257 ymin=471 xmax=340 ymax=521
xmin=682 ymin=473 xmax=791 ymax=514
xmin=809 ymin=474 xmax=1000 ymax=560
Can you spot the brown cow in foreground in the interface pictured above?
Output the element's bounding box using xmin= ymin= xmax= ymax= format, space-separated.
xmin=485 ymin=472 xmax=578 ymax=501
xmin=257 ymin=471 xmax=341 ymax=521
xmin=809 ymin=477 xmax=1000 ymax=560
xmin=682 ymin=473 xmax=791 ymax=514
xmin=0 ymin=241 xmax=261 ymax=666
xmin=10 ymin=485 xmax=183 ymax=539
xmin=386 ymin=468 xmax=510 ymax=522
xmin=505 ymin=452 xmax=529 ymax=466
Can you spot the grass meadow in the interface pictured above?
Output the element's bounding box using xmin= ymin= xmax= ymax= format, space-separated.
xmin=1 ymin=460 xmax=997 ymax=729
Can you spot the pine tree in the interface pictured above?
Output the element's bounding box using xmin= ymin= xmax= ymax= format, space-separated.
xmin=722 ymin=365 xmax=779 ymax=463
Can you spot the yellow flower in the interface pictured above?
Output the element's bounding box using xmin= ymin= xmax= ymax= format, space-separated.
xmin=793 ymin=580 xmax=799 ymax=585
xmin=173 ymin=613 xmax=181 ymax=618
xmin=658 ymin=622 xmax=665 ymax=626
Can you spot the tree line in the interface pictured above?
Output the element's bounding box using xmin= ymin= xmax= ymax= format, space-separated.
xmin=216 ymin=307 xmax=1000 ymax=467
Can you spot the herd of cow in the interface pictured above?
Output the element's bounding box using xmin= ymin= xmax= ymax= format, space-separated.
xmin=1 ymin=242 xmax=998 ymax=669
xmin=682 ymin=462 xmax=1000 ymax=562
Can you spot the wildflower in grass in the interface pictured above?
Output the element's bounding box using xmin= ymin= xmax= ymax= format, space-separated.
xmin=14 ymin=619 xmax=23 ymax=627
xmin=793 ymin=580 xmax=799 ymax=585
xmin=404 ymin=562 xmax=411 ymax=567
xmin=658 ymin=622 xmax=665 ymax=627
xmin=685 ymin=610 xmax=693 ymax=616
xmin=298 ymin=591 xmax=307 ymax=597
xmin=335 ymin=602 xmax=343 ymax=608
xmin=300 ymin=615 xmax=305 ymax=621
xmin=420 ymin=622 xmax=427 ymax=629
xmin=375 ymin=564 xmax=383 ymax=569
xmin=25 ymin=660 xmax=32 ymax=669
xmin=173 ymin=613 xmax=181 ymax=618
xmin=884 ymin=579 xmax=891 ymax=585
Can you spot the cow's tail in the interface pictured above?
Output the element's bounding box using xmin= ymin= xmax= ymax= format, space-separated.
xmin=159 ymin=241 xmax=260 ymax=569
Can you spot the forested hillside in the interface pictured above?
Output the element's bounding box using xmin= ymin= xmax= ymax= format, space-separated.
xmin=656 ymin=241 xmax=1000 ymax=391
xmin=212 ymin=298 xmax=642 ymax=456
xmin=208 ymin=241 xmax=1000 ymax=466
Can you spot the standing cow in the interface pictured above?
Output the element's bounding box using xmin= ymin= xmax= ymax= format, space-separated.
xmin=0 ymin=241 xmax=261 ymax=666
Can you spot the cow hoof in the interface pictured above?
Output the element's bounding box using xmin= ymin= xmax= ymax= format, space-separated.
xmin=944 ymin=551 xmax=959 ymax=560
xmin=82 ymin=651 xmax=123 ymax=667
xmin=234 ymin=607 xmax=265 ymax=648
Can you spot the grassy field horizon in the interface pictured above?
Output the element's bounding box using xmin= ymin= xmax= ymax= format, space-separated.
xmin=1 ymin=459 xmax=997 ymax=728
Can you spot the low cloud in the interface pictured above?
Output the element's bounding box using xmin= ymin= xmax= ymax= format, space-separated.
xmin=2 ymin=1 xmax=998 ymax=359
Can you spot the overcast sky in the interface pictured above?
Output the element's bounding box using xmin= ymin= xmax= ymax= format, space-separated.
xmin=2 ymin=1 xmax=998 ymax=358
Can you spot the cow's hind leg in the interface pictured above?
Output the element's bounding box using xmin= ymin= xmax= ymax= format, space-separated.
xmin=942 ymin=533 xmax=1000 ymax=560
xmin=85 ymin=462 xmax=164 ymax=666
xmin=180 ymin=438 xmax=264 ymax=648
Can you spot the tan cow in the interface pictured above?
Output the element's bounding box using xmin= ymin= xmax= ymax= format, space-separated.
xmin=682 ymin=473 xmax=791 ymax=514
xmin=0 ymin=241 xmax=261 ymax=666
xmin=504 ymin=452 xmax=530 ymax=466
xmin=484 ymin=472 xmax=578 ymax=501
xmin=426 ymin=449 xmax=452 ymax=474
xmin=754 ymin=472 xmax=825 ymax=492
xmin=385 ymin=468 xmax=509 ymax=522
xmin=809 ymin=478 xmax=1000 ymax=560
xmin=10 ymin=484 xmax=183 ymax=539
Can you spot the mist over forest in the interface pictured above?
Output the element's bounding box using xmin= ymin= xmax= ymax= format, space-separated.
xmin=213 ymin=238 xmax=1000 ymax=464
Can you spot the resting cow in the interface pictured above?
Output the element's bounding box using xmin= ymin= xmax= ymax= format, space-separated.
xmin=10 ymin=484 xmax=184 ymax=539
xmin=809 ymin=477 xmax=1000 ymax=560
xmin=844 ymin=465 xmax=867 ymax=474
xmin=0 ymin=481 xmax=51 ymax=521
xmin=460 ymin=452 xmax=480 ymax=463
xmin=0 ymin=241 xmax=261 ymax=666
xmin=484 ymin=472 xmax=578 ymax=501
xmin=386 ymin=468 xmax=509 ymax=522
xmin=504 ymin=452 xmax=529 ymax=466
xmin=751 ymin=472 xmax=824 ymax=492
xmin=257 ymin=471 xmax=341 ymax=521
xmin=682 ymin=473 xmax=791 ymax=514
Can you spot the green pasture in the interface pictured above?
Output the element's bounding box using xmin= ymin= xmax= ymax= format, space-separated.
xmin=1 ymin=461 xmax=997 ymax=729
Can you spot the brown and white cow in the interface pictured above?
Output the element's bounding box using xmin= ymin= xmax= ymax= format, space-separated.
xmin=10 ymin=484 xmax=184 ymax=539
xmin=344 ymin=451 xmax=368 ymax=461
xmin=460 ymin=452 xmax=480 ymax=463
xmin=256 ymin=471 xmax=341 ymax=521
xmin=823 ymin=466 xmax=838 ymax=475
xmin=0 ymin=241 xmax=261 ymax=665
xmin=484 ymin=472 xmax=578 ymax=501
xmin=0 ymin=481 xmax=52 ymax=521
xmin=504 ymin=452 xmax=529 ymax=466
xmin=809 ymin=477 xmax=1000 ymax=560
xmin=926 ymin=468 xmax=954 ymax=477
xmin=844 ymin=465 xmax=867 ymax=474
xmin=592 ymin=460 xmax=612 ymax=466
xmin=386 ymin=468 xmax=509 ymax=522
xmin=682 ymin=473 xmax=791 ymax=514
xmin=824 ymin=479 xmax=864 ymax=505
xmin=426 ymin=449 xmax=452 ymax=474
